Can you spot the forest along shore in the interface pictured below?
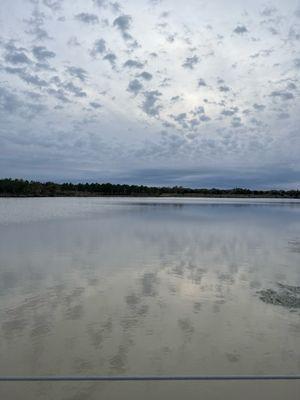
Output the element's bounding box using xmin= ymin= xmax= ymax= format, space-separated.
xmin=0 ymin=179 xmax=299 ymax=198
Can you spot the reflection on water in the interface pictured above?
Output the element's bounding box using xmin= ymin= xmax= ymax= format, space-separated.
xmin=0 ymin=198 xmax=300 ymax=399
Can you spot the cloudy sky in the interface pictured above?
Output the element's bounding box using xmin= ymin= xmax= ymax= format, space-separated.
xmin=0 ymin=0 xmax=299 ymax=188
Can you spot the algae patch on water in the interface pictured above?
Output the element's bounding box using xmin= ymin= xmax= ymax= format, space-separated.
xmin=258 ymin=283 xmax=300 ymax=309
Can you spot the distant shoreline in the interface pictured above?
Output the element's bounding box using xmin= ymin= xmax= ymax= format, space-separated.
xmin=0 ymin=179 xmax=299 ymax=199
xmin=1 ymin=193 xmax=300 ymax=199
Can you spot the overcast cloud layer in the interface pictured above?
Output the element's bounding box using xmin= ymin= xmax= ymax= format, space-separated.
xmin=0 ymin=0 xmax=299 ymax=188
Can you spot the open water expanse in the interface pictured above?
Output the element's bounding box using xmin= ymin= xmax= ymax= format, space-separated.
xmin=0 ymin=197 xmax=299 ymax=399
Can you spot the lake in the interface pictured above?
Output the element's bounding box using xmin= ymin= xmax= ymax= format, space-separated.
xmin=0 ymin=197 xmax=299 ymax=399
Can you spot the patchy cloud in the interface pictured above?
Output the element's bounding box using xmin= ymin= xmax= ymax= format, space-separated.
xmin=43 ymin=0 xmax=63 ymax=11
xmin=75 ymin=13 xmax=99 ymax=24
xmin=219 ymin=85 xmax=230 ymax=92
xmin=0 ymin=0 xmax=299 ymax=188
xmin=90 ymin=39 xmax=106 ymax=57
xmin=253 ymin=103 xmax=265 ymax=111
xmin=141 ymin=90 xmax=162 ymax=116
xmin=198 ymin=78 xmax=207 ymax=87
xmin=294 ymin=58 xmax=300 ymax=68
xmin=90 ymin=101 xmax=102 ymax=109
xmin=127 ymin=79 xmax=143 ymax=95
xmin=32 ymin=46 xmax=56 ymax=61
xmin=4 ymin=43 xmax=31 ymax=65
xmin=233 ymin=25 xmax=248 ymax=34
xmin=123 ymin=59 xmax=144 ymax=69
xmin=270 ymin=90 xmax=294 ymax=100
xmin=93 ymin=0 xmax=107 ymax=8
xmin=66 ymin=66 xmax=88 ymax=82
xmin=103 ymin=52 xmax=117 ymax=68
xmin=113 ymin=14 xmax=132 ymax=40
xmin=25 ymin=8 xmax=51 ymax=41
xmin=221 ymin=107 xmax=239 ymax=116
xmin=137 ymin=71 xmax=153 ymax=81
xmin=182 ymin=55 xmax=199 ymax=69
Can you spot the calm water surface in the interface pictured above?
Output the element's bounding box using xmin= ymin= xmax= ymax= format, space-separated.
xmin=0 ymin=197 xmax=299 ymax=399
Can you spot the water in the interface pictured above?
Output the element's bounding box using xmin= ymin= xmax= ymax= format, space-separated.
xmin=0 ymin=197 xmax=299 ymax=399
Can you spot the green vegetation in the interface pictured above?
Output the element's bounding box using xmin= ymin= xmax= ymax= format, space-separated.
xmin=0 ymin=178 xmax=299 ymax=198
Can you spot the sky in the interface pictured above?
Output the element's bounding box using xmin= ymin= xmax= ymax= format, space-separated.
xmin=0 ymin=0 xmax=299 ymax=188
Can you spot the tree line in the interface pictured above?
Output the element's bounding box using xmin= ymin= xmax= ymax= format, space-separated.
xmin=0 ymin=178 xmax=299 ymax=198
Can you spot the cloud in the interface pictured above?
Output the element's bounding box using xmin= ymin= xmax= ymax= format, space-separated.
xmin=270 ymin=90 xmax=294 ymax=100
xmin=0 ymin=86 xmax=46 ymax=118
xmin=192 ymin=106 xmax=205 ymax=115
xmin=75 ymin=13 xmax=99 ymax=24
xmin=141 ymin=90 xmax=162 ymax=116
xmin=4 ymin=43 xmax=31 ymax=65
xmin=43 ymin=0 xmax=63 ymax=11
xmin=62 ymin=82 xmax=87 ymax=97
xmin=0 ymin=87 xmax=22 ymax=113
xmin=172 ymin=112 xmax=187 ymax=124
xmin=199 ymin=114 xmax=210 ymax=122
xmin=1 ymin=0 xmax=300 ymax=188
xmin=170 ymin=95 xmax=180 ymax=103
xmin=277 ymin=112 xmax=290 ymax=119
xmin=260 ymin=6 xmax=277 ymax=17
xmin=103 ymin=52 xmax=117 ymax=68
xmin=219 ymin=85 xmax=230 ymax=92
xmin=113 ymin=14 xmax=132 ymax=40
xmin=110 ymin=2 xmax=121 ymax=13
xmin=182 ymin=55 xmax=199 ymax=69
xmin=5 ymin=52 xmax=31 ymax=65
xmin=233 ymin=25 xmax=248 ymax=34
xmin=19 ymin=72 xmax=49 ymax=87
xmin=198 ymin=78 xmax=207 ymax=87
xmin=253 ymin=103 xmax=265 ymax=111
xmin=4 ymin=66 xmax=49 ymax=87
xmin=90 ymin=39 xmax=106 ymax=56
xmin=25 ymin=9 xmax=51 ymax=41
xmin=294 ymin=58 xmax=300 ymax=68
xmin=93 ymin=0 xmax=107 ymax=8
xmin=90 ymin=101 xmax=102 ymax=109
xmin=123 ymin=59 xmax=144 ymax=69
xmin=68 ymin=36 xmax=80 ymax=47
xmin=137 ymin=71 xmax=152 ymax=81
xmin=221 ymin=107 xmax=238 ymax=116
xmin=66 ymin=66 xmax=88 ymax=82
xmin=47 ymin=88 xmax=70 ymax=103
xmin=127 ymin=79 xmax=143 ymax=95
xmin=49 ymin=75 xmax=87 ymax=97
xmin=287 ymin=82 xmax=297 ymax=90
xmin=32 ymin=46 xmax=56 ymax=61
xmin=231 ymin=116 xmax=242 ymax=128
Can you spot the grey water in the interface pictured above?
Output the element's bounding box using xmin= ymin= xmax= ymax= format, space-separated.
xmin=0 ymin=197 xmax=299 ymax=399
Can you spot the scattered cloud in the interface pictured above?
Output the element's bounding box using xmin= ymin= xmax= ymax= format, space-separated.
xmin=270 ymin=90 xmax=294 ymax=100
xmin=198 ymin=78 xmax=207 ymax=87
xmin=0 ymin=0 xmax=299 ymax=187
xmin=103 ymin=52 xmax=117 ymax=68
xmin=219 ymin=85 xmax=230 ymax=92
xmin=253 ymin=103 xmax=265 ymax=111
xmin=66 ymin=66 xmax=88 ymax=82
xmin=141 ymin=90 xmax=162 ymax=116
xmin=75 ymin=13 xmax=99 ymax=24
xmin=182 ymin=55 xmax=199 ymax=69
xmin=90 ymin=101 xmax=102 ymax=108
xmin=32 ymin=46 xmax=56 ymax=61
xmin=113 ymin=14 xmax=132 ymax=40
xmin=127 ymin=79 xmax=143 ymax=95
xmin=137 ymin=71 xmax=153 ymax=81
xmin=233 ymin=25 xmax=248 ymax=34
xmin=123 ymin=59 xmax=144 ymax=69
xmin=90 ymin=39 xmax=106 ymax=57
